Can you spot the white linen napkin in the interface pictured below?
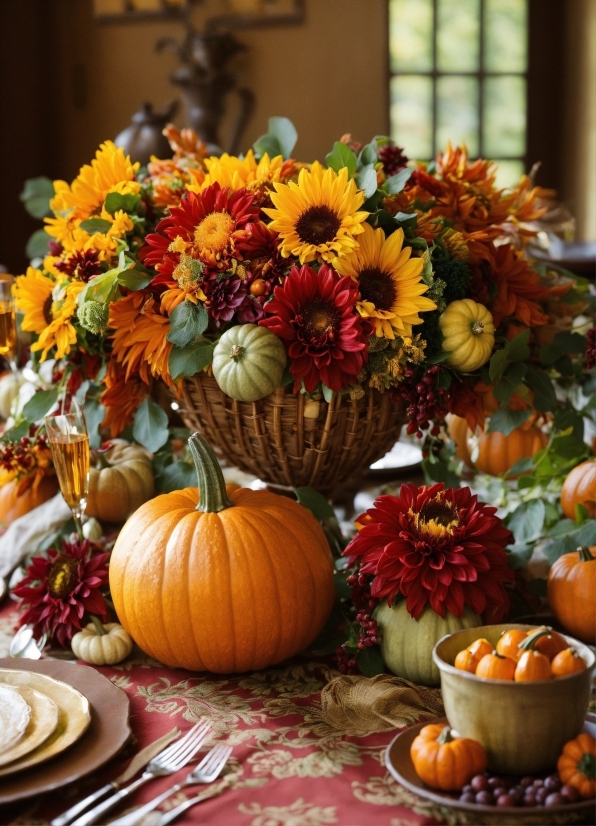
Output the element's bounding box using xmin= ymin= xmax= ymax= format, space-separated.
xmin=0 ymin=493 xmax=71 ymax=578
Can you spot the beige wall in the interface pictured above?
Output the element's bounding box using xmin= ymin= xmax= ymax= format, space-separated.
xmin=51 ymin=0 xmax=390 ymax=177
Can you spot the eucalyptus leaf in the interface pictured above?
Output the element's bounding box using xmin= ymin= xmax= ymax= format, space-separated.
xmin=325 ymin=142 xmax=357 ymax=177
xmin=84 ymin=399 xmax=105 ymax=449
xmin=2 ymin=421 xmax=31 ymax=442
xmin=253 ymin=134 xmax=282 ymax=159
xmin=355 ymin=164 xmax=378 ymax=198
xmin=384 ymin=167 xmax=413 ymax=194
xmin=132 ymin=399 xmax=169 ymax=453
xmin=22 ymin=389 xmax=58 ymax=422
xmin=543 ymin=519 xmax=596 ymax=562
xmin=508 ymin=499 xmax=545 ymax=544
xmin=79 ymin=218 xmax=112 ymax=235
xmin=321 ymin=384 xmax=334 ymax=403
xmin=358 ymin=142 xmax=378 ymax=166
xmin=267 ymin=116 xmax=298 ymax=159
xmin=26 ymin=229 xmax=51 ymax=260
xmin=20 ymin=177 xmax=54 ymax=219
xmin=506 ymin=543 xmax=534 ymax=570
xmin=158 ymin=460 xmax=197 ymax=493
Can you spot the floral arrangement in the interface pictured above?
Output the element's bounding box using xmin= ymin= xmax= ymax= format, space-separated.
xmin=12 ymin=118 xmax=590 ymax=455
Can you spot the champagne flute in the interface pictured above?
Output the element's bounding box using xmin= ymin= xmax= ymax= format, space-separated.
xmin=45 ymin=403 xmax=90 ymax=540
xmin=0 ymin=276 xmax=17 ymax=375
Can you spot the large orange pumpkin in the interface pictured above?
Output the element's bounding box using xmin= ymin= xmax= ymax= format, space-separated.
xmin=472 ymin=425 xmax=547 ymax=477
xmin=547 ymin=546 xmax=596 ymax=644
xmin=0 ymin=471 xmax=59 ymax=528
xmin=561 ymin=460 xmax=596 ymax=520
xmin=109 ymin=433 xmax=336 ymax=673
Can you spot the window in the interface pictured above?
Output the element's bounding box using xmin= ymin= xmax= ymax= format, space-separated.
xmin=389 ymin=0 xmax=528 ymax=187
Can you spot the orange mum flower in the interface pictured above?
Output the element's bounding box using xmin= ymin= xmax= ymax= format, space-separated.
xmin=101 ymin=361 xmax=149 ymax=438
xmin=484 ymin=244 xmax=550 ymax=328
xmin=108 ymin=292 xmax=173 ymax=386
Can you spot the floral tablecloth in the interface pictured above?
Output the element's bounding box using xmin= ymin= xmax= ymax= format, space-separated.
xmin=0 ymin=604 xmax=452 ymax=826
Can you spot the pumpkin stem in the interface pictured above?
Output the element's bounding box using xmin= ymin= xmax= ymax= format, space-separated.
xmin=578 ymin=545 xmax=595 ymax=563
xmin=471 ymin=321 xmax=484 ymax=335
xmin=519 ymin=627 xmax=553 ymax=651
xmin=92 ymin=450 xmax=111 ymax=471
xmin=229 ymin=345 xmax=245 ymax=360
xmin=436 ymin=726 xmax=454 ymax=744
xmin=188 ymin=432 xmax=233 ymax=514
xmin=90 ymin=615 xmax=107 ymax=636
xmin=577 ymin=752 xmax=596 ymax=781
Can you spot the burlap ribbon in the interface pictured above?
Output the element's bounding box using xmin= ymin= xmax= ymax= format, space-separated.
xmin=320 ymin=674 xmax=444 ymax=736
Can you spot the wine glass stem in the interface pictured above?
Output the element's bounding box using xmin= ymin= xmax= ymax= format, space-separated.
xmin=72 ymin=511 xmax=84 ymax=540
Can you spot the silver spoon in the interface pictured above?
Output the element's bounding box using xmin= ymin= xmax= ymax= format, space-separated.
xmin=9 ymin=625 xmax=48 ymax=659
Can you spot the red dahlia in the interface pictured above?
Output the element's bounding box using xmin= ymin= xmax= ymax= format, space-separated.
xmin=141 ymin=183 xmax=260 ymax=279
xmin=343 ymin=483 xmax=514 ymax=620
xmin=259 ymin=264 xmax=368 ymax=393
xmin=14 ymin=537 xmax=110 ymax=647
xmin=378 ymin=143 xmax=409 ymax=176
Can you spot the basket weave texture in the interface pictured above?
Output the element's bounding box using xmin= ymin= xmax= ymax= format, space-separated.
xmin=177 ymin=373 xmax=406 ymax=491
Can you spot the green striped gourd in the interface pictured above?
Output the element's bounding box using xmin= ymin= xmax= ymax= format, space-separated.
xmin=212 ymin=324 xmax=287 ymax=402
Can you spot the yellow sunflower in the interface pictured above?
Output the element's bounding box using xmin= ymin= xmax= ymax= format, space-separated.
xmin=30 ymin=280 xmax=85 ymax=361
xmin=335 ymin=224 xmax=436 ymax=339
xmin=263 ymin=165 xmax=368 ymax=264
xmin=190 ymin=150 xmax=287 ymax=193
xmin=14 ymin=268 xmax=55 ymax=335
xmin=48 ymin=141 xmax=140 ymax=223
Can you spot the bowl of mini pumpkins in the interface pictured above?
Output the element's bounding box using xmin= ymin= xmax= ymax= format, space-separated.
xmin=433 ymin=624 xmax=595 ymax=774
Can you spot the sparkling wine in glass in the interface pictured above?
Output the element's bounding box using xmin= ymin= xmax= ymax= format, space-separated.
xmin=0 ymin=277 xmax=17 ymax=372
xmin=45 ymin=404 xmax=90 ymax=539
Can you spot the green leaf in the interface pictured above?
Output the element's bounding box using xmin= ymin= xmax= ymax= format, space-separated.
xmin=393 ymin=211 xmax=417 ymax=227
xmin=158 ymin=460 xmax=197 ymax=493
xmin=104 ymin=191 xmax=141 ymax=216
xmin=384 ymin=167 xmax=413 ymax=194
xmin=548 ymin=518 xmax=580 ymax=538
xmin=23 ymin=389 xmax=59 ymax=422
xmin=550 ymin=433 xmax=588 ymax=460
xmin=508 ymin=499 xmax=545 ymax=544
xmin=2 ymin=421 xmax=31 ymax=442
xmin=168 ymin=339 xmax=214 ymax=381
xmin=355 ymin=164 xmax=378 ymax=198
xmin=280 ymin=365 xmax=293 ymax=387
xmin=362 ymin=190 xmax=384 ymax=212
xmin=358 ymin=142 xmax=378 ymax=166
xmin=356 ymin=646 xmax=385 ymax=677
xmin=253 ymin=134 xmax=282 ymax=159
xmin=117 ymin=268 xmax=152 ymax=291
xmin=84 ymin=399 xmax=105 ymax=449
xmin=504 ymin=328 xmax=531 ymax=362
xmin=167 ymin=300 xmax=208 ymax=348
xmin=489 ymin=349 xmax=509 ymax=383
xmin=575 ymin=503 xmax=590 ymax=523
xmin=293 ymin=487 xmax=335 ymax=521
xmin=486 ymin=407 xmax=532 ymax=436
xmin=84 ymin=269 xmax=120 ymax=303
xmin=492 ymin=363 xmax=527 ymax=406
xmin=505 ymin=456 xmax=533 ymax=477
xmin=543 ymin=520 xmax=596 ymax=562
xmin=422 ymin=456 xmax=460 ymax=488
xmin=524 ymin=365 xmax=557 ymax=412
xmin=132 ymin=399 xmax=169 ymax=453
xmin=79 ymin=218 xmax=113 ymax=235
xmin=540 ymin=331 xmax=586 ymax=365
xmin=507 ymin=543 xmax=534 ymax=570
xmin=267 ymin=116 xmax=298 ymax=160
xmin=553 ymin=408 xmax=584 ymax=440
xmin=20 ymin=177 xmax=54 ymax=219
xmin=325 ymin=142 xmax=357 ymax=177
xmin=426 ymin=350 xmax=452 ymax=365
xmin=26 ymin=228 xmax=51 ymax=260
xmin=321 ymin=384 xmax=334 ymax=403
xmin=527 ymin=578 xmax=547 ymax=598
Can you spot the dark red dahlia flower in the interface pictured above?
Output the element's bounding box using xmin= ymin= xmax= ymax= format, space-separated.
xmin=378 ymin=143 xmax=409 ymax=176
xmin=55 ymin=249 xmax=103 ymax=282
xmin=259 ymin=263 xmax=368 ymax=393
xmin=202 ymin=272 xmax=247 ymax=328
xmin=141 ymin=183 xmax=260 ymax=279
xmin=14 ymin=537 xmax=110 ymax=648
xmin=343 ymin=483 xmax=514 ymax=620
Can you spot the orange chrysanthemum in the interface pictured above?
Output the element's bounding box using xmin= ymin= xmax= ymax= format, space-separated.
xmin=101 ymin=361 xmax=150 ymax=437
xmin=478 ymin=243 xmax=550 ymax=328
xmin=108 ymin=292 xmax=173 ymax=386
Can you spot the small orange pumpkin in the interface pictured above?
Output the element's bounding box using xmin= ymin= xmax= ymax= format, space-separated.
xmin=514 ymin=650 xmax=552 ymax=681
xmin=551 ymin=648 xmax=586 ymax=678
xmin=454 ymin=648 xmax=478 ymax=674
xmin=561 ymin=459 xmax=596 ymax=519
xmin=527 ymin=626 xmax=567 ymax=661
xmin=410 ymin=724 xmax=487 ymax=791
xmin=547 ymin=546 xmax=596 ymax=644
xmin=468 ymin=637 xmax=493 ymax=661
xmin=109 ymin=433 xmax=335 ymax=673
xmin=0 ymin=471 xmax=59 ymax=528
xmin=496 ymin=628 xmax=527 ymax=662
xmin=475 ymin=651 xmax=516 ymax=681
xmin=472 ymin=425 xmax=548 ymax=477
xmin=557 ymin=733 xmax=596 ymax=799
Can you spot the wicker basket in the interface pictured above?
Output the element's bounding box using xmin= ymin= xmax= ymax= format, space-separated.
xmin=176 ymin=373 xmax=407 ymax=491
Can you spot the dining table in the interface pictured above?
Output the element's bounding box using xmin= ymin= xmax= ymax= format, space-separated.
xmin=0 ymin=598 xmax=452 ymax=826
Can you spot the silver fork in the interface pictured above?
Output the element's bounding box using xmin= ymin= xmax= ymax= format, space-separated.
xmin=109 ymin=745 xmax=232 ymax=826
xmin=68 ymin=721 xmax=211 ymax=826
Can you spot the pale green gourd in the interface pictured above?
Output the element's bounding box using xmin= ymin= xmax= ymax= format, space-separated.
xmin=439 ymin=299 xmax=495 ymax=373
xmin=212 ymin=324 xmax=287 ymax=402
xmin=376 ymin=600 xmax=482 ymax=686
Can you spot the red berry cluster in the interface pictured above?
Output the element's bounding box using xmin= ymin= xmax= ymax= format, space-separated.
xmin=460 ymin=772 xmax=580 ymax=809
xmin=586 ymin=326 xmax=595 ymax=370
xmin=333 ymin=569 xmax=381 ymax=675
xmin=391 ymin=365 xmax=450 ymax=438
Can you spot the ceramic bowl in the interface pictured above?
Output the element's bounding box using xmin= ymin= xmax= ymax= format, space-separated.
xmin=433 ymin=623 xmax=595 ymax=775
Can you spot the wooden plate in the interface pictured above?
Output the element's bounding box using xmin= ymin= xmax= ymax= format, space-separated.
xmin=385 ymin=715 xmax=595 ymax=825
xmin=0 ymin=669 xmax=89 ymax=775
xmin=0 ymin=686 xmax=59 ymax=767
xmin=0 ymin=658 xmax=131 ymax=805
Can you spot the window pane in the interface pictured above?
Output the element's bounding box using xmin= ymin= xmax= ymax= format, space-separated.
xmin=390 ymin=75 xmax=433 ymax=159
xmin=484 ymin=76 xmax=526 ymax=157
xmin=484 ymin=0 xmax=528 ymax=72
xmin=389 ymin=0 xmax=433 ymax=72
xmin=436 ymin=76 xmax=479 ymax=155
xmin=493 ymin=159 xmax=525 ymax=189
xmin=437 ymin=0 xmax=480 ymax=72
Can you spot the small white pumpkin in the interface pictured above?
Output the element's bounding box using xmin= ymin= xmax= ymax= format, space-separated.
xmin=71 ymin=619 xmax=133 ymax=665
xmin=212 ymin=324 xmax=287 ymax=402
xmin=0 ymin=373 xmax=23 ymax=419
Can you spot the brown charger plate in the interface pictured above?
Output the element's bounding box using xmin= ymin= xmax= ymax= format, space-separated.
xmin=386 ymin=715 xmax=596 ymax=826
xmin=0 ymin=658 xmax=131 ymax=806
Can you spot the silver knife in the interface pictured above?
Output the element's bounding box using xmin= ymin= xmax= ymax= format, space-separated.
xmin=50 ymin=728 xmax=180 ymax=826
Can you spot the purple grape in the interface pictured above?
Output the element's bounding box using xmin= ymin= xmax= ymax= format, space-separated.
xmin=545 ymin=792 xmax=566 ymax=807
xmin=544 ymin=775 xmax=562 ymax=792
xmin=509 ymin=785 xmax=525 ymax=803
xmin=535 ymin=787 xmax=549 ymax=804
xmin=496 ymin=794 xmax=516 ymax=807
xmin=560 ymin=784 xmax=580 ymax=803
xmin=461 ymin=784 xmax=473 ymax=794
xmin=487 ymin=776 xmax=504 ymax=789
xmin=471 ymin=775 xmax=490 ymax=792
xmin=520 ymin=776 xmax=534 ymax=787
xmin=523 ymin=793 xmax=537 ymax=807
xmin=459 ymin=792 xmax=476 ymax=804
xmin=475 ymin=790 xmax=494 ymax=806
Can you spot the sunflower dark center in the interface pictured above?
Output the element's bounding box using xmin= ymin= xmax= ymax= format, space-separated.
xmin=295 ymin=206 xmax=341 ymax=246
xmin=358 ymin=267 xmax=397 ymax=310
xmin=43 ymin=295 xmax=53 ymax=325
xmin=47 ymin=556 xmax=79 ymax=599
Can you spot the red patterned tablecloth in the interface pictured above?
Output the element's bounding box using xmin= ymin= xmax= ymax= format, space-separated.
xmin=0 ymin=604 xmax=453 ymax=826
